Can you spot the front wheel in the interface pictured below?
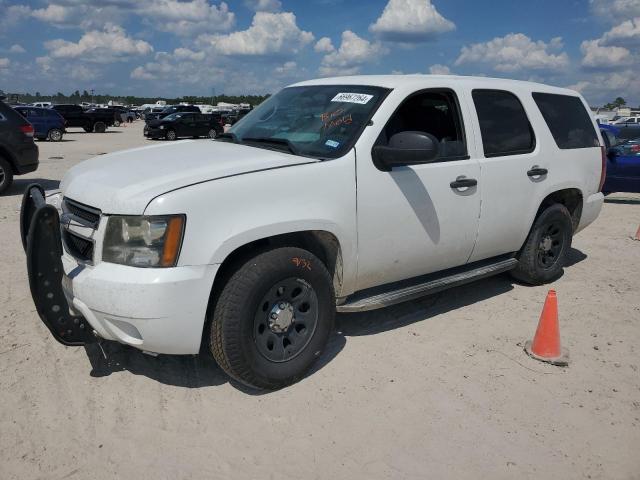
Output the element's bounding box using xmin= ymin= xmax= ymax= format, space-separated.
xmin=113 ymin=119 xmax=121 ymax=127
xmin=511 ymin=204 xmax=573 ymax=285
xmin=48 ymin=128 xmax=63 ymax=142
xmin=93 ymin=122 xmax=106 ymax=133
xmin=208 ymin=128 xmax=218 ymax=139
xmin=210 ymin=247 xmax=335 ymax=390
xmin=165 ymin=129 xmax=177 ymax=141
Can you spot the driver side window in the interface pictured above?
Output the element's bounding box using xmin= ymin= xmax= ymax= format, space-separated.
xmin=377 ymin=89 xmax=468 ymax=161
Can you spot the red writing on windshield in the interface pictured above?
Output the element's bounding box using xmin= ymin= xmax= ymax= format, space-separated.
xmin=320 ymin=109 xmax=353 ymax=130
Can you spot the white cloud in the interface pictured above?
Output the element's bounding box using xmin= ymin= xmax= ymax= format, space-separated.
xmin=70 ymin=64 xmax=98 ymax=81
xmin=369 ymin=0 xmax=455 ymax=42
xmin=0 ymin=58 xmax=9 ymax=68
xmin=429 ymin=63 xmax=451 ymax=74
xmin=200 ymin=12 xmax=313 ymax=56
xmin=455 ymin=33 xmax=569 ymax=72
xmin=600 ymin=17 xmax=640 ymax=48
xmin=44 ymin=24 xmax=153 ymax=63
xmin=580 ymin=39 xmax=632 ymax=69
xmin=566 ymin=69 xmax=640 ymax=105
xmin=172 ymin=47 xmax=206 ymax=61
xmin=314 ymin=37 xmax=335 ymax=53
xmin=31 ymin=4 xmax=72 ymax=23
xmin=319 ymin=30 xmax=388 ymax=76
xmin=9 ymin=44 xmax=26 ymax=54
xmin=275 ymin=61 xmax=297 ymax=75
xmin=244 ymin=0 xmax=281 ymax=12
xmin=139 ymin=0 xmax=235 ymax=36
xmin=590 ymin=0 xmax=640 ymax=23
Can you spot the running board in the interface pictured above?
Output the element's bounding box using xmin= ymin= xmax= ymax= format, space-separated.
xmin=337 ymin=257 xmax=518 ymax=313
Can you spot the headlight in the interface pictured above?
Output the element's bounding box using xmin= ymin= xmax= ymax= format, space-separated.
xmin=102 ymin=215 xmax=185 ymax=268
xmin=159 ymin=125 xmax=165 ymax=129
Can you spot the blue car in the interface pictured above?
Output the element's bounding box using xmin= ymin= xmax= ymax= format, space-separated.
xmin=13 ymin=106 xmax=65 ymax=142
xmin=600 ymin=125 xmax=640 ymax=194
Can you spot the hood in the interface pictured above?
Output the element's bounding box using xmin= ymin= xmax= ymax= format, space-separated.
xmin=60 ymin=140 xmax=317 ymax=214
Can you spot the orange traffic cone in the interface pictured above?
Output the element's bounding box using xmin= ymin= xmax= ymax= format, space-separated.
xmin=524 ymin=290 xmax=569 ymax=366
xmin=634 ymin=224 xmax=640 ymax=241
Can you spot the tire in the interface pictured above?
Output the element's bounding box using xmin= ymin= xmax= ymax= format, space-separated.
xmin=210 ymin=247 xmax=335 ymax=390
xmin=47 ymin=128 xmax=63 ymax=142
xmin=511 ymin=204 xmax=573 ymax=285
xmin=0 ymin=156 xmax=14 ymax=195
xmin=165 ymin=129 xmax=177 ymax=141
xmin=93 ymin=122 xmax=106 ymax=133
xmin=208 ymin=128 xmax=218 ymax=139
xmin=113 ymin=119 xmax=121 ymax=127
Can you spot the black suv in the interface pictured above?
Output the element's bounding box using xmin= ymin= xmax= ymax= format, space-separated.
xmin=144 ymin=112 xmax=224 ymax=140
xmin=0 ymin=98 xmax=39 ymax=194
xmin=144 ymin=105 xmax=201 ymax=123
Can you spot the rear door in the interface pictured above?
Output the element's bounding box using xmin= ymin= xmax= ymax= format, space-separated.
xmin=466 ymin=89 xmax=542 ymax=262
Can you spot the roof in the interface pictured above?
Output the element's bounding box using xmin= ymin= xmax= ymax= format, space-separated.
xmin=290 ymin=74 xmax=578 ymax=96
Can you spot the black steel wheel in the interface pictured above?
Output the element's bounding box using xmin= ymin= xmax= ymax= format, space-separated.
xmin=165 ymin=129 xmax=177 ymax=141
xmin=210 ymin=247 xmax=335 ymax=390
xmin=511 ymin=203 xmax=573 ymax=285
xmin=253 ymin=277 xmax=319 ymax=363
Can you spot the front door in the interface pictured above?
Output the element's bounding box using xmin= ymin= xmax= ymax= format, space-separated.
xmin=355 ymin=88 xmax=481 ymax=291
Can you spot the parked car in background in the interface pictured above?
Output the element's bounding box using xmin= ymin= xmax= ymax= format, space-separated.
xmin=144 ymin=112 xmax=224 ymax=140
xmin=145 ymin=105 xmax=200 ymax=123
xmin=30 ymin=102 xmax=52 ymax=108
xmin=612 ymin=116 xmax=640 ymax=125
xmin=600 ymin=126 xmax=640 ymax=194
xmin=0 ymin=97 xmax=38 ymax=194
xmin=51 ymin=104 xmax=115 ymax=133
xmin=14 ymin=106 xmax=66 ymax=142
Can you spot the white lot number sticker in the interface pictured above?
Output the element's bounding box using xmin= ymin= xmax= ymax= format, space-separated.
xmin=331 ymin=92 xmax=374 ymax=105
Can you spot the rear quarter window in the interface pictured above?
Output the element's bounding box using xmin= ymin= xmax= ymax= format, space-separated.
xmin=532 ymin=93 xmax=599 ymax=149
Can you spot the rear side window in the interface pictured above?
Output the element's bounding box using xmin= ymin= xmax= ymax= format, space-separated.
xmin=472 ymin=90 xmax=535 ymax=157
xmin=532 ymin=93 xmax=599 ymax=149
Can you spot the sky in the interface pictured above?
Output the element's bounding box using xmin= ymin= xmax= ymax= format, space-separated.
xmin=0 ymin=0 xmax=639 ymax=106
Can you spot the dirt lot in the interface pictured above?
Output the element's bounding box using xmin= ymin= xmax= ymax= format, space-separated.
xmin=1 ymin=122 xmax=639 ymax=480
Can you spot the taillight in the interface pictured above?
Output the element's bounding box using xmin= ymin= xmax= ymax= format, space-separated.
xmin=20 ymin=124 xmax=34 ymax=138
xmin=631 ymin=144 xmax=640 ymax=153
xmin=599 ymin=146 xmax=607 ymax=192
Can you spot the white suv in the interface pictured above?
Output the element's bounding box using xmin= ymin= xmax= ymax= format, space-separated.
xmin=22 ymin=75 xmax=605 ymax=389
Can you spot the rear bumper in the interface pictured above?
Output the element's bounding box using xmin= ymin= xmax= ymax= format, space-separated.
xmin=21 ymin=184 xmax=219 ymax=354
xmin=13 ymin=143 xmax=39 ymax=174
xmin=576 ymin=192 xmax=604 ymax=234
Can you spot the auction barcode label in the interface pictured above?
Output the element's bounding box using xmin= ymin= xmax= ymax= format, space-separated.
xmin=331 ymin=93 xmax=374 ymax=104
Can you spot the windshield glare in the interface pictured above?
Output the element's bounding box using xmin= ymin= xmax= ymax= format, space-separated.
xmin=164 ymin=113 xmax=183 ymax=121
xmin=228 ymin=85 xmax=389 ymax=159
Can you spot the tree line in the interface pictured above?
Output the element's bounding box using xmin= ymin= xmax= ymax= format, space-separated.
xmin=7 ymin=90 xmax=271 ymax=106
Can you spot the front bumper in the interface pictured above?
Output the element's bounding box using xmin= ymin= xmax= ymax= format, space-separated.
xmin=144 ymin=127 xmax=165 ymax=139
xmin=21 ymin=184 xmax=218 ymax=354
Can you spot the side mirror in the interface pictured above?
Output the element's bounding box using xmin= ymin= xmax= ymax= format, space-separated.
xmin=372 ymin=131 xmax=440 ymax=172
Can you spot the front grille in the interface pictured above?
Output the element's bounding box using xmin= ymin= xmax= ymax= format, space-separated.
xmin=63 ymin=198 xmax=101 ymax=227
xmin=62 ymin=229 xmax=94 ymax=263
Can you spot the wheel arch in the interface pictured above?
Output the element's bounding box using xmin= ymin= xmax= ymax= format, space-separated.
xmin=534 ymin=188 xmax=583 ymax=233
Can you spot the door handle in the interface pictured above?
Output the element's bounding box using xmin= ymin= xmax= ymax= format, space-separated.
xmin=527 ymin=166 xmax=548 ymax=177
xmin=450 ymin=177 xmax=478 ymax=189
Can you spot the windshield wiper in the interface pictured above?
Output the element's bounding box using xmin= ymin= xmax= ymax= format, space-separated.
xmin=216 ymin=132 xmax=240 ymax=143
xmin=242 ymin=137 xmax=299 ymax=155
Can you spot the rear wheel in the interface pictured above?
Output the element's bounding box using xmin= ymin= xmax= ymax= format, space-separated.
xmin=47 ymin=128 xmax=63 ymax=142
xmin=165 ymin=129 xmax=177 ymax=141
xmin=210 ymin=247 xmax=335 ymax=390
xmin=208 ymin=128 xmax=218 ymax=139
xmin=93 ymin=122 xmax=106 ymax=133
xmin=511 ymin=204 xmax=573 ymax=285
xmin=0 ymin=157 xmax=14 ymax=195
xmin=113 ymin=119 xmax=121 ymax=127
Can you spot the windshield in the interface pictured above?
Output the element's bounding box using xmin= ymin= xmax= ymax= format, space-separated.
xmin=163 ymin=113 xmax=183 ymax=121
xmin=226 ymin=85 xmax=390 ymax=159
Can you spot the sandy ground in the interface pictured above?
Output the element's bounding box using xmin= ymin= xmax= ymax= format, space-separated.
xmin=1 ymin=122 xmax=639 ymax=480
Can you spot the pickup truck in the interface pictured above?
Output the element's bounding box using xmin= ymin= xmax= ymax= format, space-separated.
xmin=51 ymin=104 xmax=116 ymax=133
xmin=21 ymin=75 xmax=604 ymax=389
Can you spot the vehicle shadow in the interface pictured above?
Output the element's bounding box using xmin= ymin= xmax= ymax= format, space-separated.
xmin=565 ymin=247 xmax=587 ymax=267
xmin=4 ymin=178 xmax=60 ymax=196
